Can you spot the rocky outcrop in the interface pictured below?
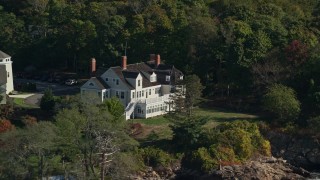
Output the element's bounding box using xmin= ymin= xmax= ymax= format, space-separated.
xmin=264 ymin=131 xmax=320 ymax=169
xmin=209 ymin=157 xmax=311 ymax=180
xmin=130 ymin=157 xmax=315 ymax=180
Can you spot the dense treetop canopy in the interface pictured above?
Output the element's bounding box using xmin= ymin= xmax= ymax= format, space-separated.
xmin=1 ymin=0 xmax=320 ymax=104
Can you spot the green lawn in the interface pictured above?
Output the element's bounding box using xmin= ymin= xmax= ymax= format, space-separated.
xmin=13 ymin=98 xmax=39 ymax=109
xmin=130 ymin=107 xmax=260 ymax=140
xmin=132 ymin=116 xmax=170 ymax=125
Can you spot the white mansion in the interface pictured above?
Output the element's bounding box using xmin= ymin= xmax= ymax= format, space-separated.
xmin=81 ymin=54 xmax=184 ymax=120
xmin=0 ymin=50 xmax=14 ymax=104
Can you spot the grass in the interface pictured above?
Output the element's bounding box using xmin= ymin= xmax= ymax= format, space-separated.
xmin=130 ymin=107 xmax=260 ymax=141
xmin=13 ymin=98 xmax=39 ymax=109
xmin=132 ymin=116 xmax=170 ymax=125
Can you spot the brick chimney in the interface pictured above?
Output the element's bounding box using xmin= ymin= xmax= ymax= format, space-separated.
xmin=121 ymin=56 xmax=127 ymax=70
xmin=150 ymin=54 xmax=156 ymax=61
xmin=91 ymin=58 xmax=96 ymax=76
xmin=155 ymin=54 xmax=161 ymax=67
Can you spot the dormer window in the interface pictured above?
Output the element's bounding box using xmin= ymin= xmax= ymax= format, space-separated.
xmin=106 ymin=78 xmax=109 ymax=82
xmin=166 ymin=75 xmax=170 ymax=82
xmin=150 ymin=75 xmax=157 ymax=82
xmin=116 ymin=79 xmax=119 ymax=85
xmin=138 ymin=80 xmax=141 ymax=86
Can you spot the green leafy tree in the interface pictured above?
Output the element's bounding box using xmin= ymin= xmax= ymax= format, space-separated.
xmin=262 ymin=84 xmax=301 ymax=123
xmin=0 ymin=121 xmax=57 ymax=179
xmin=40 ymin=89 xmax=55 ymax=113
xmin=100 ymin=97 xmax=125 ymax=121
xmin=185 ymin=75 xmax=204 ymax=115
xmin=55 ymin=98 xmax=137 ymax=179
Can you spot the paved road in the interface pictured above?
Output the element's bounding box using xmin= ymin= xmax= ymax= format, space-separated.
xmin=25 ymin=94 xmax=43 ymax=106
xmin=14 ymin=78 xmax=80 ymax=96
xmin=14 ymin=78 xmax=80 ymax=106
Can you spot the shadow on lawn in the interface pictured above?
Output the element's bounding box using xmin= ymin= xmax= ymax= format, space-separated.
xmin=212 ymin=116 xmax=261 ymax=123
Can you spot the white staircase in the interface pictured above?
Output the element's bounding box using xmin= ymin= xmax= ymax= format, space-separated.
xmin=125 ymin=101 xmax=137 ymax=120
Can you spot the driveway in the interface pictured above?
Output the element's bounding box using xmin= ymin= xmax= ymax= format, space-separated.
xmin=14 ymin=78 xmax=80 ymax=96
xmin=13 ymin=78 xmax=80 ymax=106
xmin=24 ymin=94 xmax=43 ymax=106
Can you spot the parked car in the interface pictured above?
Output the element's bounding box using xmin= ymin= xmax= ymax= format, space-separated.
xmin=65 ymin=79 xmax=77 ymax=86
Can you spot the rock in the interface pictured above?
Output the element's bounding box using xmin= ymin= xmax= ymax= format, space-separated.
xmin=209 ymin=157 xmax=310 ymax=180
xmin=264 ymin=130 xmax=320 ymax=169
xmin=306 ymin=149 xmax=320 ymax=164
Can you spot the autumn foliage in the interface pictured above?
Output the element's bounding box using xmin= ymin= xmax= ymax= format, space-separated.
xmin=0 ymin=119 xmax=14 ymax=133
xmin=22 ymin=115 xmax=37 ymax=126
xmin=285 ymin=40 xmax=309 ymax=67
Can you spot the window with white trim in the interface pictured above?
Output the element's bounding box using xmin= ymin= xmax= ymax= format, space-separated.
xmin=166 ymin=75 xmax=170 ymax=81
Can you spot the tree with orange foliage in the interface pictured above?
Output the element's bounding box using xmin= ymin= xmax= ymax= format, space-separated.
xmin=0 ymin=119 xmax=14 ymax=133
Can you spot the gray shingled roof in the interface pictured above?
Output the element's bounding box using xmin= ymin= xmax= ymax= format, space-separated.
xmin=90 ymin=77 xmax=109 ymax=89
xmin=0 ymin=51 xmax=10 ymax=59
xmin=96 ymin=58 xmax=184 ymax=89
xmin=122 ymin=71 xmax=139 ymax=79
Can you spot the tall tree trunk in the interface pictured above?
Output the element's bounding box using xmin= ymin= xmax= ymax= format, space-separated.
xmin=100 ymin=153 xmax=105 ymax=180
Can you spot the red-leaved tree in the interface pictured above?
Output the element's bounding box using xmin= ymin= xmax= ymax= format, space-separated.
xmin=285 ymin=40 xmax=309 ymax=67
xmin=0 ymin=119 xmax=14 ymax=133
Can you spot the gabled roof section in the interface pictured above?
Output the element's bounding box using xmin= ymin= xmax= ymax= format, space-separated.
xmin=111 ymin=63 xmax=161 ymax=88
xmin=84 ymin=77 xmax=109 ymax=90
xmin=122 ymin=71 xmax=139 ymax=79
xmin=96 ymin=77 xmax=110 ymax=89
xmin=0 ymin=51 xmax=10 ymax=59
xmin=111 ymin=67 xmax=134 ymax=90
xmin=106 ymin=58 xmax=183 ymax=88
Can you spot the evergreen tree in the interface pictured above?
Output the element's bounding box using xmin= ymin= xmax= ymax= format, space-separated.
xmin=40 ymin=89 xmax=55 ymax=113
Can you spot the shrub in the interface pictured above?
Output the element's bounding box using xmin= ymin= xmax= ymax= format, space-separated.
xmin=219 ymin=128 xmax=253 ymax=160
xmin=185 ymin=120 xmax=272 ymax=172
xmin=0 ymin=119 xmax=14 ymax=133
xmin=21 ymin=115 xmax=37 ymax=126
xmin=262 ymin=84 xmax=300 ymax=123
xmin=139 ymin=147 xmax=173 ymax=167
xmin=308 ymin=116 xmax=320 ymax=133
xmin=260 ymin=140 xmax=271 ymax=156
xmin=191 ymin=147 xmax=218 ymax=173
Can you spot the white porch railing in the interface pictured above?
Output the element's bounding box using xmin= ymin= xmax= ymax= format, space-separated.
xmin=137 ymin=94 xmax=171 ymax=104
xmin=125 ymin=94 xmax=171 ymax=120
